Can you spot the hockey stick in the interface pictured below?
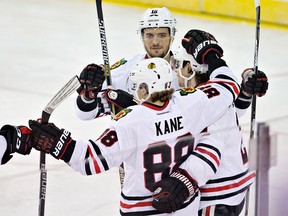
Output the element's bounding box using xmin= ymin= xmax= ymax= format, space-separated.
xmin=244 ymin=1 xmax=261 ymax=215
xmin=38 ymin=75 xmax=80 ymax=216
xmin=95 ymin=0 xmax=125 ymax=188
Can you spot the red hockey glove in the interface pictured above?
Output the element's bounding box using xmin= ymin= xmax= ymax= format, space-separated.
xmin=241 ymin=68 xmax=268 ymax=97
xmin=29 ymin=120 xmax=75 ymax=161
xmin=152 ymin=169 xmax=199 ymax=213
xmin=182 ymin=29 xmax=223 ymax=64
xmin=77 ymin=63 xmax=106 ymax=100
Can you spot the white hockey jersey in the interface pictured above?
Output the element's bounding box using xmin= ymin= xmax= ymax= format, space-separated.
xmin=179 ymin=101 xmax=255 ymax=210
xmin=68 ymin=66 xmax=240 ymax=215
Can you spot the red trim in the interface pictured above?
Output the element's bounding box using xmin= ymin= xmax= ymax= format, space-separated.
xmin=206 ymin=206 xmax=211 ymax=216
xmin=120 ymin=201 xmax=152 ymax=209
xmin=206 ymin=80 xmax=240 ymax=95
xmin=142 ymin=100 xmax=169 ymax=111
xmin=196 ymin=147 xmax=220 ymax=166
xmin=88 ymin=145 xmax=101 ymax=173
xmin=200 ymin=172 xmax=256 ymax=193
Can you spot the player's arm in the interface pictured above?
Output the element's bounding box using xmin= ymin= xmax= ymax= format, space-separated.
xmin=182 ymin=29 xmax=240 ymax=101
xmin=0 ymin=125 xmax=32 ymax=165
xmin=28 ymin=120 xmax=127 ymax=175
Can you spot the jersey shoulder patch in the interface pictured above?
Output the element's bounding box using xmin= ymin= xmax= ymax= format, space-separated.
xmin=178 ymin=87 xmax=196 ymax=96
xmin=113 ymin=108 xmax=132 ymax=121
xmin=110 ymin=58 xmax=127 ymax=70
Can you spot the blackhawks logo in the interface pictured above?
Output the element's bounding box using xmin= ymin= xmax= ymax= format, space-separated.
xmin=110 ymin=58 xmax=127 ymax=70
xmin=114 ymin=108 xmax=132 ymax=121
xmin=179 ymin=87 xmax=196 ymax=96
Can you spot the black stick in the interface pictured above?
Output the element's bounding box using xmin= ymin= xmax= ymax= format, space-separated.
xmin=38 ymin=76 xmax=80 ymax=216
xmin=245 ymin=1 xmax=261 ymax=215
xmin=95 ymin=0 xmax=124 ymax=188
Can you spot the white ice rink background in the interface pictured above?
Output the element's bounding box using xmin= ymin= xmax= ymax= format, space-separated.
xmin=0 ymin=0 xmax=288 ymax=215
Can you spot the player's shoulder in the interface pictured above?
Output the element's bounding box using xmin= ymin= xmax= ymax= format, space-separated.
xmin=172 ymin=87 xmax=205 ymax=106
xmin=110 ymin=53 xmax=146 ymax=71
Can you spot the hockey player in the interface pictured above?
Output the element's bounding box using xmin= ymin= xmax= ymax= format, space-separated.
xmin=28 ymin=51 xmax=241 ymax=215
xmin=75 ymin=7 xmax=178 ymax=119
xmin=151 ymin=32 xmax=268 ymax=215
xmin=0 ymin=125 xmax=31 ymax=165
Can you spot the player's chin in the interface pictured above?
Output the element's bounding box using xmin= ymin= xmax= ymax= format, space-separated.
xmin=148 ymin=49 xmax=165 ymax=58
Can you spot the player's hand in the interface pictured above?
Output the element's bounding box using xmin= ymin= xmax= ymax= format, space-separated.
xmin=77 ymin=63 xmax=106 ymax=100
xmin=182 ymin=29 xmax=223 ymax=64
xmin=103 ymin=89 xmax=138 ymax=111
xmin=241 ymin=68 xmax=268 ymax=97
xmin=152 ymin=169 xmax=198 ymax=213
xmin=29 ymin=120 xmax=74 ymax=160
xmin=1 ymin=125 xmax=32 ymax=156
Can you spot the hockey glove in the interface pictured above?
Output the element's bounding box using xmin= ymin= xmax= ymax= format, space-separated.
xmin=1 ymin=125 xmax=32 ymax=156
xmin=152 ymin=169 xmax=199 ymax=213
xmin=103 ymin=89 xmax=138 ymax=113
xmin=241 ymin=68 xmax=268 ymax=97
xmin=182 ymin=29 xmax=223 ymax=64
xmin=77 ymin=63 xmax=106 ymax=100
xmin=29 ymin=120 xmax=75 ymax=161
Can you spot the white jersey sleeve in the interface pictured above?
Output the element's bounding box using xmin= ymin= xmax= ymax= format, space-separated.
xmin=0 ymin=135 xmax=8 ymax=165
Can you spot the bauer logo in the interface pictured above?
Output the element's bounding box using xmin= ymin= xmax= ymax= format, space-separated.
xmin=52 ymin=130 xmax=70 ymax=158
xmin=193 ymin=40 xmax=218 ymax=59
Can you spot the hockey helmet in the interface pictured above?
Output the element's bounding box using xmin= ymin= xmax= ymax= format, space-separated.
xmin=129 ymin=58 xmax=173 ymax=102
xmin=138 ymin=7 xmax=177 ymax=37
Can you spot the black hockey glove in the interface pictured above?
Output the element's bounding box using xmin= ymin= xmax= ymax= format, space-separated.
xmin=77 ymin=63 xmax=106 ymax=100
xmin=1 ymin=125 xmax=32 ymax=154
xmin=29 ymin=120 xmax=75 ymax=161
xmin=152 ymin=169 xmax=199 ymax=213
xmin=182 ymin=29 xmax=223 ymax=64
xmin=241 ymin=68 xmax=268 ymax=97
xmin=103 ymin=89 xmax=138 ymax=113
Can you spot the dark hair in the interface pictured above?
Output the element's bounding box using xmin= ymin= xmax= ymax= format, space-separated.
xmin=150 ymin=88 xmax=175 ymax=102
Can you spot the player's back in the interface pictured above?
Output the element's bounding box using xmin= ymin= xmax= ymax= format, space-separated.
xmin=113 ymin=92 xmax=207 ymax=215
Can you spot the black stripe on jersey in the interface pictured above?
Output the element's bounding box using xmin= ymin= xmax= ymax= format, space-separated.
xmin=206 ymin=170 xmax=249 ymax=184
xmin=200 ymin=185 xmax=250 ymax=201
xmin=89 ymin=139 xmax=109 ymax=171
xmin=191 ymin=152 xmax=217 ymax=173
xmin=197 ymin=143 xmax=221 ymax=158
xmin=121 ymin=192 xmax=152 ymax=200
xmin=215 ymin=74 xmax=240 ymax=100
xmin=120 ymin=191 xmax=199 ymax=215
xmin=84 ymin=150 xmax=92 ymax=175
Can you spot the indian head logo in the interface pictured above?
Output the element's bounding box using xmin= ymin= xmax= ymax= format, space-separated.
xmin=147 ymin=62 xmax=156 ymax=69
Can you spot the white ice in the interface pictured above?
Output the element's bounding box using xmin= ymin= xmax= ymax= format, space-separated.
xmin=0 ymin=0 xmax=287 ymax=215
